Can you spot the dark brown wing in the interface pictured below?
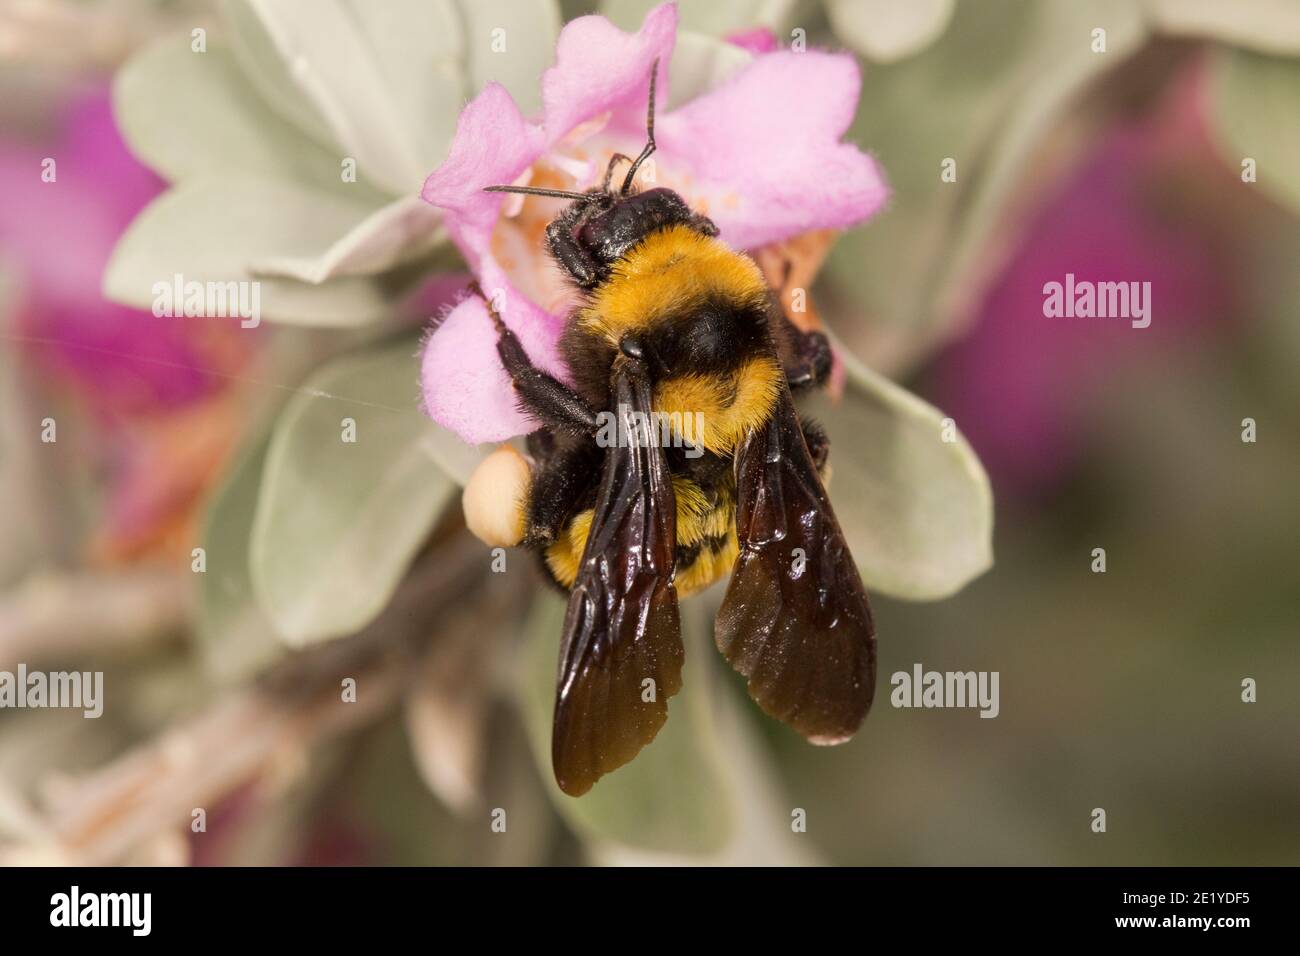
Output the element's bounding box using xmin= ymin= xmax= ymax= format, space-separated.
xmin=716 ymin=386 xmax=876 ymax=744
xmin=552 ymin=360 xmax=683 ymax=796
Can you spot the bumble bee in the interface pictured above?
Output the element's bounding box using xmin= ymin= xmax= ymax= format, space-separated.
xmin=466 ymin=62 xmax=875 ymax=796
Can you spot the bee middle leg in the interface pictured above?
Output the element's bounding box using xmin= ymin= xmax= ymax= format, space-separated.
xmin=782 ymin=323 xmax=833 ymax=394
xmin=768 ymin=256 xmax=832 ymax=393
xmin=799 ymin=417 xmax=831 ymax=478
xmin=461 ymin=430 xmax=598 ymax=551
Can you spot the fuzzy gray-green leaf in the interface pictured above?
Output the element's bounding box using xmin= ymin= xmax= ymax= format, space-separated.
xmin=250 ymin=341 xmax=456 ymax=645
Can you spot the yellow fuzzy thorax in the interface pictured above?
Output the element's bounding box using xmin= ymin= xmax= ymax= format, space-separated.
xmin=545 ymin=475 xmax=739 ymax=598
xmin=578 ymin=224 xmax=769 ymax=341
xmin=578 ymin=224 xmax=781 ymax=455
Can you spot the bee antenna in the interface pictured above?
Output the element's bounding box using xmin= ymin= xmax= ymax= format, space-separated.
xmin=620 ymin=57 xmax=659 ymax=197
xmin=483 ymin=185 xmax=596 ymax=202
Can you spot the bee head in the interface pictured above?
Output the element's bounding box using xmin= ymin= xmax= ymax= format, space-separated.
xmin=483 ymin=59 xmax=719 ymax=287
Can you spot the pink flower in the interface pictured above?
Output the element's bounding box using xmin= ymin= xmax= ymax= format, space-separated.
xmin=0 ymin=89 xmax=257 ymax=559
xmin=0 ymin=90 xmax=248 ymax=418
xmin=725 ymin=27 xmax=779 ymax=55
xmin=930 ymin=72 xmax=1235 ymax=497
xmin=419 ymin=2 xmax=888 ymax=443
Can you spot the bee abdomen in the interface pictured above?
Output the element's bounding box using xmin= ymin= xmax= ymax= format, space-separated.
xmin=674 ymin=530 xmax=740 ymax=597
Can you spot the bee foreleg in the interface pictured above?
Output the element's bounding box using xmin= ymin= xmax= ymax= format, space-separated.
xmin=497 ymin=334 xmax=599 ymax=436
xmin=545 ymin=219 xmax=602 ymax=289
xmin=476 ymin=285 xmax=600 ymax=436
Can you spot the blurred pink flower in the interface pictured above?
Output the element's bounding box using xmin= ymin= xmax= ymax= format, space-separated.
xmin=0 ymin=90 xmax=247 ymax=418
xmin=0 ymin=88 xmax=256 ymax=559
xmin=418 ymin=2 xmax=888 ymax=443
xmin=725 ymin=27 xmax=779 ymax=55
xmin=929 ymin=75 xmax=1237 ymax=498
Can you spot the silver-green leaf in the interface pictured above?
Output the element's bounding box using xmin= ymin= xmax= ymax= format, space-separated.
xmin=665 ymin=31 xmax=753 ymax=109
xmin=249 ymin=341 xmax=457 ymax=645
xmin=455 ymin=0 xmax=562 ymax=115
xmin=827 ymin=0 xmax=1146 ymax=370
xmin=601 ymin=0 xmax=797 ymax=37
xmin=803 ymin=336 xmax=994 ymax=599
xmin=1209 ymin=47 xmax=1300 ymax=216
xmin=827 ymin=0 xmax=956 ymax=63
xmin=1145 ymin=0 xmax=1300 ymax=56
xmin=251 ymin=196 xmax=444 ymax=284
xmin=114 ymin=37 xmax=370 ymax=198
xmin=102 ymin=176 xmax=400 ymax=326
xmin=226 ymin=0 xmax=446 ymax=194
xmin=196 ymin=436 xmax=287 ymax=684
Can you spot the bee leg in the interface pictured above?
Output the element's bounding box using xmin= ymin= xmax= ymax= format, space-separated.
xmin=545 ymin=219 xmax=602 ymax=289
xmin=782 ymin=326 xmax=833 ymax=394
xmin=498 ymin=330 xmax=600 ymax=436
xmin=799 ymin=417 xmax=831 ymax=480
xmin=521 ymin=438 xmax=601 ymax=548
xmin=525 ymin=427 xmax=557 ymax=462
xmin=462 ymin=433 xmax=598 ymax=550
xmin=473 ymin=285 xmax=600 ymax=437
xmin=768 ymin=257 xmax=831 ymax=392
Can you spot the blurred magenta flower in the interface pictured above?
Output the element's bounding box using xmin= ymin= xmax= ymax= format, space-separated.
xmin=418 ymin=2 xmax=888 ymax=443
xmin=725 ymin=27 xmax=779 ymax=55
xmin=930 ymin=73 xmax=1236 ymax=497
xmin=0 ymin=90 xmax=250 ymax=420
xmin=0 ymin=88 xmax=254 ymax=559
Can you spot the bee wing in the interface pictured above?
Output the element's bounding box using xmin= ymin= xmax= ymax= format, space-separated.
xmin=552 ymin=361 xmax=683 ymax=796
xmin=716 ymin=386 xmax=876 ymax=744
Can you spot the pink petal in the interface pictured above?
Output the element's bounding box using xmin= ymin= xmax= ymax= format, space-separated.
xmin=421 ymin=298 xmax=525 ymax=444
xmin=541 ymin=3 xmax=677 ymax=142
xmin=420 ymin=5 xmax=679 ymax=444
xmin=658 ymin=51 xmax=889 ymax=250
xmin=421 ymin=82 xmax=545 ymax=267
xmin=420 ymin=290 xmax=568 ymax=444
xmin=417 ymin=255 xmax=568 ymax=444
xmin=725 ymin=27 xmax=778 ymax=55
xmin=420 ymin=84 xmax=560 ymax=442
